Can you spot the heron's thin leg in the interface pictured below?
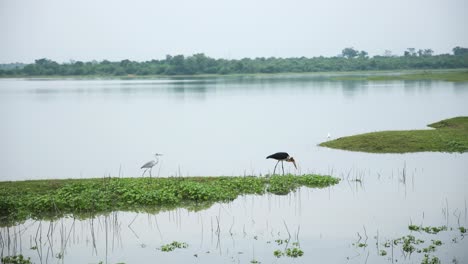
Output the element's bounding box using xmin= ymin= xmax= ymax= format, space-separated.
xmin=142 ymin=168 xmax=148 ymax=177
xmin=273 ymin=160 xmax=280 ymax=175
xmin=281 ymin=161 xmax=284 ymax=175
xmin=149 ymin=167 xmax=152 ymax=178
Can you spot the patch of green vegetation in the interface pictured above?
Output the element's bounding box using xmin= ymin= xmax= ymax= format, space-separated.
xmin=421 ymin=254 xmax=441 ymax=264
xmin=272 ymin=240 xmax=304 ymax=258
xmin=267 ymin=175 xmax=339 ymax=195
xmin=0 ymin=175 xmax=339 ymax=226
xmin=409 ymin=225 xmax=448 ymax=234
xmin=273 ymin=247 xmax=304 ymax=258
xmin=320 ymin=117 xmax=468 ymax=153
xmin=2 ymin=51 xmax=467 ymax=77
xmin=273 ymin=250 xmax=283 ymax=258
xmin=274 ymin=238 xmax=289 ymax=245
xmin=422 ymin=244 xmax=437 ymax=253
xmin=459 ymin=226 xmax=466 ymax=234
xmin=380 ymin=235 xmax=444 ymax=263
xmin=331 ymin=70 xmax=468 ymax=82
xmin=285 ymin=247 xmax=304 ymax=258
xmin=1 ymin=255 xmax=32 ymax=264
xmin=354 ymin=242 xmax=368 ymax=248
xmin=376 ymin=223 xmax=463 ymax=264
xmin=394 ymin=235 xmax=425 ymax=254
xmin=160 ymin=241 xmax=188 ymax=252
xmin=423 ymin=226 xmax=448 ymax=234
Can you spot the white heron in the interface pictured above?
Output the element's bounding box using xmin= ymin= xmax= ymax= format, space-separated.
xmin=141 ymin=153 xmax=163 ymax=177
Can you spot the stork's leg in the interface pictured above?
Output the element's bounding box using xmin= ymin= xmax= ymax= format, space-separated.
xmin=273 ymin=160 xmax=280 ymax=175
xmin=149 ymin=167 xmax=153 ymax=178
xmin=142 ymin=168 xmax=148 ymax=177
xmin=281 ymin=161 xmax=285 ymax=175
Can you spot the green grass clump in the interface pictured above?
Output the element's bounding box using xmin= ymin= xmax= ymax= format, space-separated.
xmin=459 ymin=226 xmax=466 ymax=234
xmin=421 ymin=254 xmax=441 ymax=264
xmin=273 ymin=244 xmax=304 ymax=258
xmin=421 ymin=226 xmax=448 ymax=234
xmin=273 ymin=250 xmax=283 ymax=258
xmin=285 ymin=247 xmax=304 ymax=258
xmin=0 ymin=175 xmax=339 ymax=226
xmin=377 ymin=224 xmax=460 ymax=263
xmin=393 ymin=235 xmax=424 ymax=254
xmin=274 ymin=239 xmax=289 ymax=245
xmin=160 ymin=241 xmax=188 ymax=252
xmin=320 ymin=117 xmax=468 ymax=153
xmin=408 ymin=225 xmax=448 ymax=234
xmin=1 ymin=255 xmax=32 ymax=264
xmin=422 ymin=244 xmax=437 ymax=253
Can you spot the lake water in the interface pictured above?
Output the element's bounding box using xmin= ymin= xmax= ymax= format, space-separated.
xmin=1 ymin=75 xmax=468 ymax=263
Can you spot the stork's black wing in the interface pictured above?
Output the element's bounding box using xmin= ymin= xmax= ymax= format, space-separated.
xmin=266 ymin=152 xmax=289 ymax=160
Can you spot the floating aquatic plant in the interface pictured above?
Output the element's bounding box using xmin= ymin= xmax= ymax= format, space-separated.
xmin=0 ymin=175 xmax=340 ymax=225
xmin=1 ymin=255 xmax=32 ymax=264
xmin=159 ymin=241 xmax=188 ymax=252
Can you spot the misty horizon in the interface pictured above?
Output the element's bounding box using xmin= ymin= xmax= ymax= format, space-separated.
xmin=1 ymin=0 xmax=467 ymax=64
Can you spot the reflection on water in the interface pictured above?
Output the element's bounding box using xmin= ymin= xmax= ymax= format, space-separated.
xmin=1 ymin=76 xmax=468 ymax=180
xmin=1 ymin=162 xmax=467 ymax=263
xmin=2 ymin=75 xmax=461 ymax=98
xmin=1 ymin=75 xmax=468 ymax=263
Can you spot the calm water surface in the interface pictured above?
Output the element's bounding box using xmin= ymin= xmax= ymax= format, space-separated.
xmin=1 ymin=75 xmax=467 ymax=263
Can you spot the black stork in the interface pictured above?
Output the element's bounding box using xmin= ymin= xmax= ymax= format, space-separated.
xmin=266 ymin=152 xmax=297 ymax=175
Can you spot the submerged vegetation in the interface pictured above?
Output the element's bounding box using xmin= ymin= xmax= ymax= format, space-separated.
xmin=320 ymin=116 xmax=468 ymax=153
xmin=0 ymin=175 xmax=339 ymax=226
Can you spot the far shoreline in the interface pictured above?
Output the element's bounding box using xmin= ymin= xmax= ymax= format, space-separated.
xmin=1 ymin=68 xmax=468 ymax=82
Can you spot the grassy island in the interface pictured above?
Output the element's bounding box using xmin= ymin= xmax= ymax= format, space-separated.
xmin=319 ymin=117 xmax=468 ymax=153
xmin=330 ymin=70 xmax=468 ymax=82
xmin=0 ymin=175 xmax=339 ymax=226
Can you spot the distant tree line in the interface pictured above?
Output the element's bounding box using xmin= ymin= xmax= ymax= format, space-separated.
xmin=1 ymin=47 xmax=467 ymax=77
xmin=0 ymin=63 xmax=26 ymax=70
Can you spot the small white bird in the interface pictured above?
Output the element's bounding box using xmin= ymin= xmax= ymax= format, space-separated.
xmin=141 ymin=153 xmax=163 ymax=177
xmin=327 ymin=133 xmax=331 ymax=140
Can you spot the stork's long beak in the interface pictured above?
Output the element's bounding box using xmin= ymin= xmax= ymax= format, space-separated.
xmin=289 ymin=158 xmax=297 ymax=169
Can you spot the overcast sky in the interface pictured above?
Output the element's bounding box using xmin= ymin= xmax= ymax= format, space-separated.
xmin=1 ymin=0 xmax=467 ymax=63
